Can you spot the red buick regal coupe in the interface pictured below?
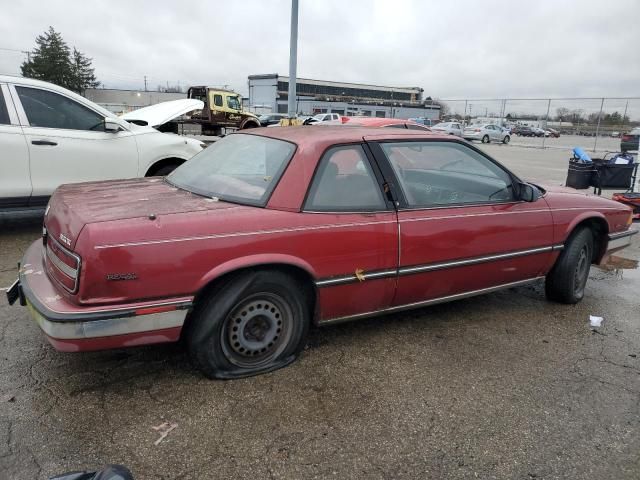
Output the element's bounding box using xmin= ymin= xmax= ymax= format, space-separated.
xmin=7 ymin=127 xmax=637 ymax=379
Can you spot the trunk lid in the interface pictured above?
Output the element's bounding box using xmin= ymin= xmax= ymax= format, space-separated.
xmin=45 ymin=178 xmax=241 ymax=250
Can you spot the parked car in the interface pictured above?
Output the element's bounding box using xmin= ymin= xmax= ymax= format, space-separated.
xmin=513 ymin=125 xmax=535 ymax=137
xmin=0 ymin=75 xmax=205 ymax=214
xmin=546 ymin=128 xmax=560 ymax=138
xmin=258 ymin=113 xmax=288 ymax=127
xmin=431 ymin=121 xmax=464 ymax=136
xmin=533 ymin=127 xmax=546 ymax=137
xmin=621 ymin=128 xmax=640 ymax=152
xmin=463 ymin=124 xmax=510 ymax=143
xmin=304 ymin=113 xmax=341 ymax=124
xmin=8 ymin=127 xmax=636 ymax=379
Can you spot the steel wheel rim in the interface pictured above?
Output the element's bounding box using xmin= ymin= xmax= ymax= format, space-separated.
xmin=574 ymin=246 xmax=590 ymax=296
xmin=221 ymin=293 xmax=293 ymax=368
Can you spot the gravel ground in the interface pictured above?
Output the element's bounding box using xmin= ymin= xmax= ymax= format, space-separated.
xmin=0 ymin=144 xmax=638 ymax=480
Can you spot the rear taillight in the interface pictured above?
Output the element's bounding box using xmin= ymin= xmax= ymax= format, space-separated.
xmin=45 ymin=236 xmax=81 ymax=293
xmin=475 ymin=128 xmax=481 ymax=132
xmin=622 ymin=135 xmax=631 ymax=141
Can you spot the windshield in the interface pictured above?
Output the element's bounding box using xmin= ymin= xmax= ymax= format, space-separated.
xmin=227 ymin=96 xmax=241 ymax=110
xmin=167 ymin=134 xmax=296 ymax=206
xmin=312 ymin=114 xmax=325 ymax=121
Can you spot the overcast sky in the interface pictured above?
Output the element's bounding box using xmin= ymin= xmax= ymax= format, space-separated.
xmin=1 ymin=0 xmax=639 ymax=105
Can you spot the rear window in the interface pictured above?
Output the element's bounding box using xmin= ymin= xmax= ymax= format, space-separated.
xmin=167 ymin=134 xmax=296 ymax=207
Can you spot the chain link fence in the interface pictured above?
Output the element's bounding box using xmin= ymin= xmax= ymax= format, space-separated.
xmin=434 ymin=97 xmax=640 ymax=152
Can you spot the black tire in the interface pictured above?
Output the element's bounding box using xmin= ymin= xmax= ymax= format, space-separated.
xmin=151 ymin=164 xmax=180 ymax=176
xmin=545 ymin=227 xmax=594 ymax=304
xmin=482 ymin=135 xmax=490 ymax=144
xmin=186 ymin=270 xmax=311 ymax=379
xmin=503 ymin=135 xmax=510 ymax=144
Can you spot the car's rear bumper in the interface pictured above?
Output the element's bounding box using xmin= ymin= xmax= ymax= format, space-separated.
xmin=463 ymin=133 xmax=482 ymax=140
xmin=7 ymin=241 xmax=193 ymax=352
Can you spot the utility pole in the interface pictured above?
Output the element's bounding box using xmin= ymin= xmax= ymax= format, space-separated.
xmin=287 ymin=0 xmax=299 ymax=118
xmin=144 ymin=75 xmax=148 ymax=92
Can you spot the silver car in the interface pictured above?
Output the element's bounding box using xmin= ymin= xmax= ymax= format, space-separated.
xmin=463 ymin=124 xmax=511 ymax=144
xmin=431 ymin=121 xmax=464 ymax=136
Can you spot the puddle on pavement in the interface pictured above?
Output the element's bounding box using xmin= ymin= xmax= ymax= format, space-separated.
xmin=595 ymin=255 xmax=640 ymax=281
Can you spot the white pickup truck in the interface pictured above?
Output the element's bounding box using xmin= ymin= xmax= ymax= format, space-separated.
xmin=0 ymin=75 xmax=205 ymax=214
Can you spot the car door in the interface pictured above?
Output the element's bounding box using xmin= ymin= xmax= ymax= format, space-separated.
xmin=453 ymin=123 xmax=462 ymax=136
xmin=11 ymin=84 xmax=139 ymax=202
xmin=0 ymin=83 xmax=31 ymax=208
xmin=369 ymin=139 xmax=555 ymax=308
xmin=224 ymin=94 xmax=243 ymax=126
xmin=208 ymin=93 xmax=226 ymax=125
xmin=303 ymin=144 xmax=399 ymax=322
xmin=486 ymin=125 xmax=497 ymax=141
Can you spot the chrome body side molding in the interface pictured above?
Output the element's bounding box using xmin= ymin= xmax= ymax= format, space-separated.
xmin=315 ymin=245 xmax=562 ymax=288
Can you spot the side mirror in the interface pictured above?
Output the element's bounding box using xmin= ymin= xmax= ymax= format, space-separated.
xmin=104 ymin=118 xmax=121 ymax=133
xmin=519 ymin=183 xmax=541 ymax=202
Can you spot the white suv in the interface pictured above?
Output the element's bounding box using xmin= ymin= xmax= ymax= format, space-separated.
xmin=0 ymin=75 xmax=205 ymax=214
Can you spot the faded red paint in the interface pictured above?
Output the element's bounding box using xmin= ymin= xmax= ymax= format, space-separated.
xmin=22 ymin=126 xmax=634 ymax=352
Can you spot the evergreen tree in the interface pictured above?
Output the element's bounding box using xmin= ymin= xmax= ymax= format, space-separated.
xmin=21 ymin=27 xmax=99 ymax=93
xmin=70 ymin=48 xmax=99 ymax=93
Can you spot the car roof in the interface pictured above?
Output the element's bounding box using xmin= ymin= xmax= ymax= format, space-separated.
xmin=341 ymin=117 xmax=424 ymax=127
xmin=242 ymin=125 xmax=449 ymax=147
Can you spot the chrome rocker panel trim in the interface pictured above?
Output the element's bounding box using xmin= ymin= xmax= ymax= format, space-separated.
xmin=319 ymin=277 xmax=544 ymax=326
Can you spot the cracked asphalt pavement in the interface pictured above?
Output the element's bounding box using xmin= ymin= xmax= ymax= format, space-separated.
xmin=1 ymin=145 xmax=639 ymax=479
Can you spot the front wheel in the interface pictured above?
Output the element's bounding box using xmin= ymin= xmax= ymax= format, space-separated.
xmin=503 ymin=135 xmax=510 ymax=144
xmin=482 ymin=135 xmax=490 ymax=144
xmin=186 ymin=270 xmax=311 ymax=379
xmin=545 ymin=227 xmax=594 ymax=304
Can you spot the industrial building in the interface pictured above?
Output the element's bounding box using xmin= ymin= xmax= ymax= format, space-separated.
xmin=248 ymin=74 xmax=440 ymax=120
xmin=84 ymin=88 xmax=185 ymax=114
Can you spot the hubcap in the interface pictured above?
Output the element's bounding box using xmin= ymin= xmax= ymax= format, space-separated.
xmin=574 ymin=246 xmax=590 ymax=296
xmin=221 ymin=294 xmax=292 ymax=368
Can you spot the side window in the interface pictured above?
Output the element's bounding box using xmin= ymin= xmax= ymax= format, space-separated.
xmin=0 ymin=89 xmax=10 ymax=125
xmin=381 ymin=141 xmax=515 ymax=207
xmin=16 ymin=86 xmax=103 ymax=131
xmin=213 ymin=94 xmax=223 ymax=107
xmin=305 ymin=145 xmax=386 ymax=211
xmin=385 ymin=124 xmax=407 ymax=129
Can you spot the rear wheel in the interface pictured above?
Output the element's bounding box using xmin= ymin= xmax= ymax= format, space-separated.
xmin=186 ymin=271 xmax=310 ymax=379
xmin=545 ymin=227 xmax=594 ymax=304
xmin=482 ymin=135 xmax=490 ymax=144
